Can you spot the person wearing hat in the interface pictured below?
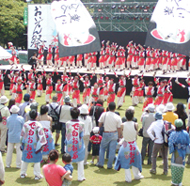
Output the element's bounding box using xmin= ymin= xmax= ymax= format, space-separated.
xmin=15 ymin=77 xmax=25 ymax=105
xmin=6 ymin=105 xmax=24 ymax=168
xmin=59 ymin=96 xmax=72 ymax=154
xmin=0 ymin=96 xmax=10 ymax=153
xmin=72 ymin=76 xmax=80 ymax=107
xmin=81 ymin=75 xmax=91 ymax=105
xmin=141 ymin=104 xmax=155 ymax=165
xmin=79 ymin=104 xmax=92 ymax=165
xmin=168 ymin=119 xmax=189 ymax=186
xmin=147 ymin=112 xmax=168 ymax=175
xmin=36 ymin=44 xmax=44 ymax=69
xmin=89 ymin=127 xmax=102 ymax=165
xmin=163 ymin=102 xmax=178 ymax=126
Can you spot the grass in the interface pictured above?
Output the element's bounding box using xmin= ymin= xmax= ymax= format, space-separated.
xmin=2 ymin=90 xmax=190 ymax=186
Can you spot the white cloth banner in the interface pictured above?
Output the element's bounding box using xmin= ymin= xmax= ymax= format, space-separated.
xmin=150 ymin=0 xmax=190 ymax=44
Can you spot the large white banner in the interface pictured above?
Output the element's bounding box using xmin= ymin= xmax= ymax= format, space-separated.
xmin=28 ymin=4 xmax=58 ymax=50
xmin=145 ymin=0 xmax=190 ymax=55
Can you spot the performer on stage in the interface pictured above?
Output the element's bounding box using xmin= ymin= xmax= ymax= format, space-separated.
xmin=162 ymin=78 xmax=173 ymax=105
xmin=81 ymin=75 xmax=91 ymax=105
xmin=46 ymin=44 xmax=53 ymax=68
xmin=68 ymin=55 xmax=75 ymax=69
xmin=28 ymin=78 xmax=36 ymax=100
xmin=138 ymin=45 xmax=145 ymax=73
xmin=87 ymin=53 xmax=92 ymax=71
xmin=9 ymin=47 xmax=18 ymax=68
xmin=37 ymin=74 xmax=43 ymax=97
xmin=45 ymin=73 xmax=54 ymax=104
xmin=76 ymin=54 xmax=83 ymax=69
xmin=15 ymin=77 xmax=25 ymax=105
xmin=142 ymin=81 xmax=154 ymax=111
xmin=126 ymin=41 xmax=133 ymax=70
xmin=84 ymin=53 xmax=88 ymax=67
xmin=121 ymin=47 xmax=126 ymax=70
xmin=104 ymin=41 xmax=110 ymax=68
xmin=7 ymin=69 xmax=14 ymax=95
xmin=60 ymin=56 xmax=68 ymax=69
xmin=0 ymin=70 xmax=6 ymax=96
xmin=145 ymin=47 xmax=152 ymax=72
xmin=132 ymin=44 xmax=139 ymax=69
xmin=54 ymin=46 xmax=60 ymax=70
xmin=61 ymin=70 xmax=69 ymax=100
xmin=162 ymin=50 xmax=168 ymax=74
xmin=55 ymin=79 xmax=63 ymax=104
xmin=171 ymin=52 xmax=178 ymax=72
xmin=97 ymin=72 xmax=105 ymax=100
xmin=107 ymin=79 xmax=116 ymax=105
xmin=89 ymin=83 xmax=99 ymax=105
xmin=108 ymin=43 xmax=116 ymax=72
xmin=99 ymin=41 xmax=105 ymax=69
xmin=36 ymin=44 xmax=44 ymax=69
xmin=115 ymin=47 xmax=122 ymax=71
xmin=72 ymin=76 xmax=80 ymax=107
xmin=138 ymin=78 xmax=145 ymax=104
xmin=131 ymin=74 xmax=140 ymax=106
xmin=27 ymin=69 xmax=35 ymax=94
xmin=92 ymin=51 xmax=97 ymax=70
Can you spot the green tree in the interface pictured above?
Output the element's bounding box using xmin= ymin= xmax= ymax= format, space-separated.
xmin=0 ymin=0 xmax=27 ymax=48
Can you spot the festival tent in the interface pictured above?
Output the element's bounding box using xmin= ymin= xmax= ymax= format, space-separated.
xmin=0 ymin=46 xmax=12 ymax=60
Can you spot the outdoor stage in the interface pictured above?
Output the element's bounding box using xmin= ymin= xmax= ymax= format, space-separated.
xmin=0 ymin=64 xmax=188 ymax=99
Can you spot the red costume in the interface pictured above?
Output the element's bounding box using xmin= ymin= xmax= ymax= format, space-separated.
xmin=107 ymin=82 xmax=115 ymax=104
xmin=72 ymin=81 xmax=80 ymax=104
xmin=55 ymin=83 xmax=63 ymax=102
xmin=29 ymin=82 xmax=36 ymax=100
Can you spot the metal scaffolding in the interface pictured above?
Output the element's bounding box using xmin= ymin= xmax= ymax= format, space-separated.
xmin=83 ymin=1 xmax=157 ymax=32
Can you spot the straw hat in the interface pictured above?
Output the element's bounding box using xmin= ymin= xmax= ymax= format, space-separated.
xmin=0 ymin=96 xmax=9 ymax=104
xmin=79 ymin=104 xmax=89 ymax=114
xmin=10 ymin=105 xmax=20 ymax=114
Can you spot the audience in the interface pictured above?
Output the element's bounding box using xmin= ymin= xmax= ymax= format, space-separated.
xmin=18 ymin=94 xmax=30 ymax=119
xmin=0 ymin=152 xmax=4 ymax=185
xmin=6 ymin=105 xmax=24 ymax=168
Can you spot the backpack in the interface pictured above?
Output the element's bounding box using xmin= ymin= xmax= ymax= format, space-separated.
xmin=0 ymin=106 xmax=5 ymax=122
xmin=49 ymin=104 xmax=60 ymax=122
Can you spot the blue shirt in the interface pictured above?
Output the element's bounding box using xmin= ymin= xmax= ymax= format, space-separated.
xmin=7 ymin=114 xmax=24 ymax=143
xmin=64 ymin=164 xmax=73 ymax=175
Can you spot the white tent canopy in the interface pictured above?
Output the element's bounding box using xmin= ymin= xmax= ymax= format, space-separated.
xmin=0 ymin=46 xmax=12 ymax=60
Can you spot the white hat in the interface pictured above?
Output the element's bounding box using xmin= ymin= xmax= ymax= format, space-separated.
xmin=128 ymin=106 xmax=135 ymax=111
xmin=166 ymin=102 xmax=175 ymax=111
xmin=79 ymin=104 xmax=89 ymax=114
xmin=93 ymin=127 xmax=99 ymax=134
xmin=0 ymin=96 xmax=9 ymax=104
xmin=147 ymin=104 xmax=155 ymax=112
xmin=156 ymin=104 xmax=165 ymax=113
xmin=10 ymin=105 xmax=20 ymax=114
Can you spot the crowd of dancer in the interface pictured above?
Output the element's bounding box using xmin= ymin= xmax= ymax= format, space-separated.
xmin=7 ymin=41 xmax=189 ymax=74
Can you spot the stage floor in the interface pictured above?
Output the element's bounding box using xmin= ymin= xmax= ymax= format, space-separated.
xmin=0 ymin=64 xmax=187 ymax=78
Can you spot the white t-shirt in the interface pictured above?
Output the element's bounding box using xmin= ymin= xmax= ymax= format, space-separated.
xmin=79 ymin=116 xmax=92 ymax=136
xmin=98 ymin=111 xmax=122 ymax=132
xmin=123 ymin=121 xmax=137 ymax=142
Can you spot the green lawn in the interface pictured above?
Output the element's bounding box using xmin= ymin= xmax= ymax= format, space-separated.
xmin=2 ymin=90 xmax=190 ymax=186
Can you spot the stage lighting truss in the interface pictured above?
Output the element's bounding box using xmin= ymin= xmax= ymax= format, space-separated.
xmin=83 ymin=1 xmax=156 ymax=32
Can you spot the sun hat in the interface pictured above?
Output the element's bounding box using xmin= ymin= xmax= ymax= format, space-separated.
xmin=128 ymin=106 xmax=135 ymax=111
xmin=64 ymin=96 xmax=70 ymax=103
xmin=166 ymin=102 xmax=175 ymax=111
xmin=79 ymin=104 xmax=89 ymax=114
xmin=154 ymin=112 xmax=163 ymax=120
xmin=156 ymin=104 xmax=165 ymax=113
xmin=0 ymin=96 xmax=9 ymax=104
xmin=174 ymin=119 xmax=183 ymax=128
xmin=93 ymin=127 xmax=99 ymax=134
xmin=147 ymin=104 xmax=155 ymax=112
xmin=10 ymin=105 xmax=20 ymax=114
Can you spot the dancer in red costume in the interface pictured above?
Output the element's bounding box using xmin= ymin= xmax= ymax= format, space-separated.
xmin=138 ymin=78 xmax=145 ymax=104
xmin=131 ymin=74 xmax=140 ymax=106
xmin=76 ymin=54 xmax=83 ymax=69
xmin=60 ymin=56 xmax=68 ymax=69
xmin=72 ymin=76 xmax=80 ymax=107
xmin=27 ymin=69 xmax=35 ymax=94
xmin=9 ymin=47 xmax=18 ymax=68
xmin=84 ymin=53 xmax=88 ymax=67
xmin=104 ymin=76 xmax=109 ymax=101
xmin=108 ymin=43 xmax=116 ymax=72
xmin=104 ymin=41 xmax=110 ymax=68
xmin=55 ymin=79 xmax=63 ymax=104
xmin=54 ymin=46 xmax=60 ymax=70
xmin=61 ymin=69 xmax=69 ymax=100
xmin=45 ymin=72 xmax=54 ymax=104
xmin=36 ymin=44 xmax=45 ymax=69
xmin=138 ymin=45 xmax=145 ymax=73
xmin=107 ymin=79 xmax=116 ymax=105
xmin=162 ymin=78 xmax=173 ymax=105
xmin=92 ymin=51 xmax=97 ymax=70
xmin=142 ymin=81 xmax=154 ymax=111
xmin=132 ymin=44 xmax=139 ymax=69
xmin=37 ymin=74 xmax=43 ymax=97
xmin=96 ymin=71 xmax=106 ymax=100
xmin=154 ymin=77 xmax=165 ymax=106
xmin=162 ymin=50 xmax=168 ymax=74
xmin=145 ymin=47 xmax=152 ymax=72
xmin=28 ymin=78 xmax=36 ymax=100
xmin=7 ymin=69 xmax=14 ymax=96
xmin=99 ymin=41 xmax=105 ymax=69
xmin=46 ymin=44 xmax=54 ymax=68
xmin=0 ymin=70 xmax=6 ymax=96
xmin=171 ymin=53 xmax=178 ymax=72
xmin=89 ymin=83 xmax=99 ymax=105
xmin=126 ymin=41 xmax=133 ymax=70
xmin=115 ymin=47 xmax=122 ymax=71
xmin=80 ymin=75 xmax=91 ymax=105
xmin=68 ymin=55 xmax=75 ymax=69
xmin=15 ymin=77 xmax=25 ymax=105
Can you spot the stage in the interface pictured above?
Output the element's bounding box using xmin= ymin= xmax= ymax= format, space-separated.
xmin=0 ymin=64 xmax=189 ymax=99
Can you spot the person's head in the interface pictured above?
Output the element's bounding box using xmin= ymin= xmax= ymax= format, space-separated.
xmin=147 ymin=104 xmax=155 ymax=113
xmin=29 ymin=109 xmax=38 ymax=120
xmin=94 ymin=83 xmax=98 ymax=89
xmin=96 ymin=99 xmax=104 ymax=106
xmin=108 ymin=102 xmax=116 ymax=111
xmin=125 ymin=109 xmax=134 ymax=121
xmin=110 ymin=79 xmax=114 ymax=84
xmin=128 ymin=106 xmax=135 ymax=113
xmin=175 ymin=119 xmax=183 ymax=131
xmin=40 ymin=105 xmax=49 ymax=115
xmin=10 ymin=105 xmax=20 ymax=114
xmin=18 ymin=78 xmax=22 ymax=84
xmin=49 ymin=149 xmax=59 ymax=163
xmin=70 ymin=107 xmax=80 ymax=119
xmin=52 ymin=96 xmax=58 ymax=103
xmin=74 ymin=76 xmax=78 ymax=82
xmin=0 ymin=96 xmax=9 ymax=105
xmin=79 ymin=104 xmax=89 ymax=115
xmin=8 ymin=98 xmax=15 ymax=109
xmin=64 ymin=95 xmax=71 ymax=105
xmin=120 ymin=75 xmax=124 ymax=80
xmin=33 ymin=52 xmax=37 ymax=57
xmin=148 ymin=81 xmax=153 ymax=87
xmin=93 ymin=127 xmax=100 ymax=135
xmin=62 ymin=153 xmax=72 ymax=164
xmin=134 ymin=75 xmax=138 ymax=79
xmin=156 ymin=104 xmax=165 ymax=114
xmin=30 ymin=102 xmax=38 ymax=111
xmin=176 ymin=103 xmax=185 ymax=115
xmin=85 ymin=76 xmax=89 ymax=81
xmin=154 ymin=112 xmax=163 ymax=120
xmin=166 ymin=102 xmax=174 ymax=112
xmin=57 ymin=79 xmax=61 ymax=84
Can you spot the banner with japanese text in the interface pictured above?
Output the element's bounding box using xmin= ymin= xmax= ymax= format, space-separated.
xmin=145 ymin=0 xmax=190 ymax=55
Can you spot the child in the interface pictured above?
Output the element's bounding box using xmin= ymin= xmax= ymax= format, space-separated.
xmin=62 ymin=153 xmax=73 ymax=186
xmin=90 ymin=127 xmax=102 ymax=165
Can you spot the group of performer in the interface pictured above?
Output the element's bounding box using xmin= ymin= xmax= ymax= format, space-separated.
xmin=6 ymin=40 xmax=188 ymax=74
